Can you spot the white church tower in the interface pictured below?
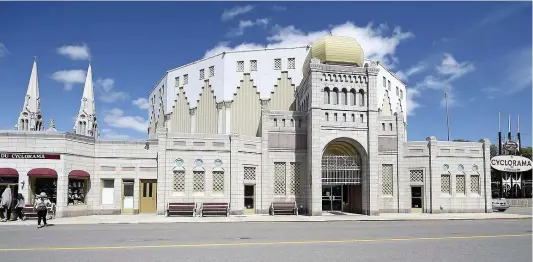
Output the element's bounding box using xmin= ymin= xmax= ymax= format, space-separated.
xmin=16 ymin=57 xmax=44 ymax=131
xmin=73 ymin=62 xmax=98 ymax=137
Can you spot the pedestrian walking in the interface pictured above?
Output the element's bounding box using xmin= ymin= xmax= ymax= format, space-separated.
xmin=14 ymin=193 xmax=26 ymax=221
xmin=34 ymin=192 xmax=51 ymax=228
xmin=0 ymin=188 xmax=12 ymax=222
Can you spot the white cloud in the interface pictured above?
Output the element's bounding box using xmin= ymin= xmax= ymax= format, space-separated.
xmin=205 ymin=21 xmax=414 ymax=69
xmin=100 ymin=128 xmax=131 ymax=140
xmin=132 ymin=98 xmax=149 ymax=110
xmin=271 ymin=5 xmax=286 ymax=11
xmin=410 ymin=53 xmax=475 ymax=112
xmin=395 ymin=62 xmax=427 ymax=82
xmin=103 ymin=108 xmax=148 ymax=133
xmin=436 ymin=53 xmax=475 ymax=81
xmin=0 ymin=42 xmax=9 ymax=57
xmin=476 ymin=3 xmax=529 ymax=27
xmin=95 ymin=78 xmax=129 ymax=103
xmin=221 ymin=5 xmax=254 ymax=22
xmin=406 ymin=87 xmax=422 ymax=116
xmin=57 ymin=44 xmax=91 ymax=60
xmin=51 ymin=69 xmax=86 ymax=91
xmin=227 ymin=18 xmax=270 ymax=37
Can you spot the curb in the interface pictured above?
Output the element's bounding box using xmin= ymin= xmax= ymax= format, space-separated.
xmin=2 ymin=216 xmax=530 ymax=226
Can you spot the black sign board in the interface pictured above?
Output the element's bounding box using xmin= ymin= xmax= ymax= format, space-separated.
xmin=0 ymin=153 xmax=61 ymax=160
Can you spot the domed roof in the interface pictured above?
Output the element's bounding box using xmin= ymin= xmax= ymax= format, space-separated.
xmin=310 ymin=35 xmax=364 ymax=66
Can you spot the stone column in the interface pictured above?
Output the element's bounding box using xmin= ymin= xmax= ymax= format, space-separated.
xmin=365 ymin=67 xmax=380 ymax=216
xmin=426 ymin=136 xmax=438 ymax=213
xmin=156 ymin=128 xmax=168 ymax=215
xmin=480 ymin=138 xmax=493 ymax=213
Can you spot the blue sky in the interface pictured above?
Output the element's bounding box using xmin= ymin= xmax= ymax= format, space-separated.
xmin=0 ymin=2 xmax=531 ymax=146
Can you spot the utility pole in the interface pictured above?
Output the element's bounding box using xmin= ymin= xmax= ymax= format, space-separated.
xmin=445 ymin=92 xmax=450 ymax=141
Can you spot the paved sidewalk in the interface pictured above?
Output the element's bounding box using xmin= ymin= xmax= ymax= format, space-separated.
xmin=1 ymin=211 xmax=530 ymax=226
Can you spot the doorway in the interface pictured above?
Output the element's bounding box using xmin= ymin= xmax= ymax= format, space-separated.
xmin=121 ymin=180 xmax=135 ymax=214
xmin=244 ymin=185 xmax=255 ymax=214
xmin=322 ymin=185 xmax=342 ymax=212
xmin=411 ymin=186 xmax=423 ymax=213
xmin=140 ymin=180 xmax=157 ymax=213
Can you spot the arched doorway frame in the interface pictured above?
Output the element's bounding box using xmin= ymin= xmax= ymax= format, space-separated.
xmin=320 ymin=137 xmax=368 ymax=214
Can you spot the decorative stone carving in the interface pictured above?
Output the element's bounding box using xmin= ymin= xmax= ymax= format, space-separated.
xmin=216 ymin=102 xmax=224 ymax=110
xmin=260 ymin=99 xmax=270 ymax=110
xmin=223 ymin=101 xmax=232 ymax=109
xmin=189 ymin=108 xmax=196 ymax=115
xmin=310 ymin=57 xmax=321 ymax=64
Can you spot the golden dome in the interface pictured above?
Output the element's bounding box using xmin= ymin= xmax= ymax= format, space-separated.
xmin=310 ymin=35 xmax=365 ymax=66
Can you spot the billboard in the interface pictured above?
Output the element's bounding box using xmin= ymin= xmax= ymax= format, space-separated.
xmin=490 ymin=155 xmax=532 ymax=172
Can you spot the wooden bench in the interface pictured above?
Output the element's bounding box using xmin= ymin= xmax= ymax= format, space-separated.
xmin=22 ymin=204 xmax=56 ymax=220
xmin=269 ymin=201 xmax=298 ymax=215
xmin=167 ymin=202 xmax=197 ymax=217
xmin=199 ymin=202 xmax=229 ymax=217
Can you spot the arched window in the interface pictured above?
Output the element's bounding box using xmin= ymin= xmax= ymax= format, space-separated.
xmin=350 ymin=89 xmax=356 ymax=106
xmin=358 ymin=90 xmax=365 ymax=106
xmin=332 ymin=88 xmax=339 ymax=105
xmin=324 ymin=87 xmax=330 ymax=104
xmin=341 ymin=89 xmax=348 ymax=105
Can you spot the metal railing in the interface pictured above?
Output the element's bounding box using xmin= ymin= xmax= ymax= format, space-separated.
xmin=321 ymin=155 xmax=362 ymax=185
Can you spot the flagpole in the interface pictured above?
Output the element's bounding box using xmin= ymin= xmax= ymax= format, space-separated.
xmin=445 ymin=92 xmax=450 ymax=141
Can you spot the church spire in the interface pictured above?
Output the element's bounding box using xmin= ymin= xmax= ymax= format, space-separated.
xmin=16 ymin=57 xmax=44 ymax=131
xmin=73 ymin=62 xmax=98 ymax=137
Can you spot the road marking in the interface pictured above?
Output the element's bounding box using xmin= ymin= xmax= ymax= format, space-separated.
xmin=0 ymin=233 xmax=530 ymax=252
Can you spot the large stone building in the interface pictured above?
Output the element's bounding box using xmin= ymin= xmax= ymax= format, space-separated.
xmin=0 ymin=36 xmax=493 ymax=218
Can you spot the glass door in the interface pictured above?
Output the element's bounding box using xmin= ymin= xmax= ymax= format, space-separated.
xmin=322 ymin=186 xmax=332 ymax=211
xmin=322 ymin=185 xmax=343 ymax=212
xmin=411 ymin=186 xmax=423 ymax=213
xmin=122 ymin=180 xmax=134 ymax=214
xmin=244 ymin=185 xmax=255 ymax=214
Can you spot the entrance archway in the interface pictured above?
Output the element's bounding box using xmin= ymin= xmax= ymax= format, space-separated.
xmin=321 ymin=138 xmax=364 ymax=214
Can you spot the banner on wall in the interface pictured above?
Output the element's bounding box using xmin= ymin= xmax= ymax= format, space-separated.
xmin=0 ymin=153 xmax=61 ymax=160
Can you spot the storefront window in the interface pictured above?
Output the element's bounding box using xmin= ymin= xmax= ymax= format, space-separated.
xmin=32 ymin=178 xmax=57 ymax=204
xmin=68 ymin=179 xmax=87 ymax=205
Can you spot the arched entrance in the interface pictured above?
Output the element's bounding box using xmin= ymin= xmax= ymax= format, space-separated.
xmin=322 ymin=138 xmax=364 ymax=214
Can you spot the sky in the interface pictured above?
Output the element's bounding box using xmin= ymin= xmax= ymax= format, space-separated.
xmin=0 ymin=2 xmax=531 ymax=146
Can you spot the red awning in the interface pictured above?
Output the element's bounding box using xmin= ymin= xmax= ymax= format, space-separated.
xmin=0 ymin=168 xmax=19 ymax=177
xmin=68 ymin=170 xmax=90 ymax=179
xmin=27 ymin=168 xmax=57 ymax=178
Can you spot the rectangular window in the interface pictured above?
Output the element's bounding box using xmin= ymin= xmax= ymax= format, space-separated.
xmin=250 ymin=60 xmax=257 ymax=71
xmin=343 ymin=113 xmax=346 ymax=122
xmin=360 ymin=114 xmax=364 ymax=123
xmin=289 ymin=162 xmax=301 ymax=195
xmin=382 ymin=164 xmax=393 ymax=195
xmin=400 ymin=89 xmax=404 ymax=99
xmin=334 ymin=113 xmax=338 ymax=121
xmin=325 ymin=112 xmax=329 ymax=121
xmin=383 ymin=77 xmax=386 ymax=87
xmin=389 ymin=123 xmax=393 ymax=131
xmin=184 ymin=74 xmax=188 ymax=85
xmin=244 ymin=166 xmax=256 ymax=181
xmin=382 ymin=123 xmax=386 ymax=130
xmin=193 ymin=171 xmax=205 ymax=192
xmin=274 ymin=162 xmax=286 ymax=195
xmin=173 ymin=171 xmax=185 ymax=192
xmin=212 ymin=171 xmax=224 ymax=193
xmin=199 ymin=69 xmax=205 ymax=80
xmin=471 ymin=175 xmax=480 ymax=194
xmin=410 ymin=170 xmax=423 ymax=182
xmin=209 ymin=66 xmax=214 ymax=77
xmin=388 ymin=80 xmax=391 ymax=91
xmin=274 ymin=58 xmax=282 ymax=70
xmin=456 ymin=175 xmax=466 ymax=194
xmin=237 ymin=61 xmax=244 ymax=72
xmin=396 ymin=86 xmax=399 ymax=96
xmin=288 ymin=58 xmax=295 ymax=69
xmin=441 ymin=174 xmax=451 ymax=194
xmin=175 ymin=77 xmax=180 ymax=87
xmin=68 ymin=179 xmax=88 ymax=205
xmin=101 ymin=179 xmax=114 ymax=205
xmin=351 ymin=114 xmax=355 ymax=122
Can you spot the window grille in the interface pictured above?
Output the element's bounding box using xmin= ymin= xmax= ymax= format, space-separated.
xmin=173 ymin=170 xmax=185 ymax=192
xmin=410 ymin=170 xmax=423 ymax=182
xmin=237 ymin=61 xmax=244 ymax=72
xmin=471 ymin=175 xmax=480 ymax=193
xmin=274 ymin=162 xmax=286 ymax=195
xmin=184 ymin=74 xmax=188 ymax=84
xmin=212 ymin=171 xmax=224 ymax=192
xmin=289 ymin=162 xmax=301 ymax=195
xmin=209 ymin=66 xmax=214 ymax=77
xmin=382 ymin=164 xmax=393 ymax=195
xmin=456 ymin=175 xmax=465 ymax=194
xmin=250 ymin=60 xmax=257 ymax=71
xmin=199 ymin=69 xmax=205 ymax=80
xmin=274 ymin=58 xmax=282 ymax=70
xmin=244 ymin=167 xmax=256 ymax=181
xmin=441 ymin=174 xmax=451 ymax=194
xmin=193 ymin=171 xmax=205 ymax=192
xmin=288 ymin=58 xmax=295 ymax=69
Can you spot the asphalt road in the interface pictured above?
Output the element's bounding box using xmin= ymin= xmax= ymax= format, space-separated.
xmin=0 ymin=219 xmax=531 ymax=262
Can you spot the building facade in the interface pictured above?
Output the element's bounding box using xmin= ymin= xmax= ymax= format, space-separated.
xmin=0 ymin=36 xmax=493 ymax=218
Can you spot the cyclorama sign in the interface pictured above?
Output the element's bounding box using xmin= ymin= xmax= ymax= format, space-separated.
xmin=0 ymin=153 xmax=61 ymax=160
xmin=490 ymin=155 xmax=532 ymax=172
